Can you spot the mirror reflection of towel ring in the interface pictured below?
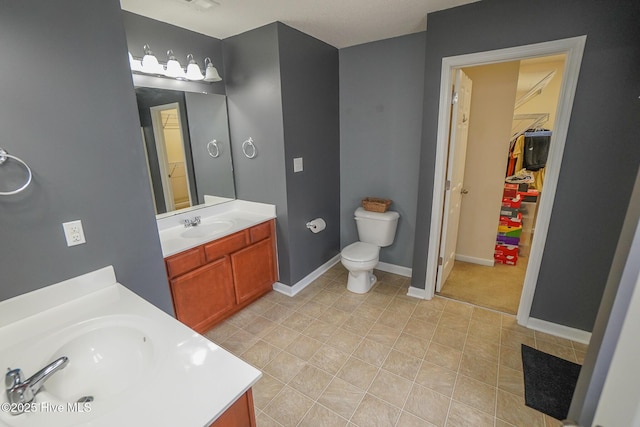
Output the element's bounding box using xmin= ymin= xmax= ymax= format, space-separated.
xmin=0 ymin=148 xmax=33 ymax=196
xmin=207 ymin=140 xmax=220 ymax=158
xmin=242 ymin=137 xmax=257 ymax=159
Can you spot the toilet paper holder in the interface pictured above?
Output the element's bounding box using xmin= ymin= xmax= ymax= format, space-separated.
xmin=306 ymin=218 xmax=326 ymax=233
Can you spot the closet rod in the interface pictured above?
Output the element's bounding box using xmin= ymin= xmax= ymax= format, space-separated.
xmin=511 ymin=113 xmax=549 ymax=143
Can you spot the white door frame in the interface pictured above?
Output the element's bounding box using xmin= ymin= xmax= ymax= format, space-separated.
xmin=422 ymin=36 xmax=586 ymax=327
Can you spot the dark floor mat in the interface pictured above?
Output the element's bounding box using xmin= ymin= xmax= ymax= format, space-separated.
xmin=521 ymin=344 xmax=582 ymax=420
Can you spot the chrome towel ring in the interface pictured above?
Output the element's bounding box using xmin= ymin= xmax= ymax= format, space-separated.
xmin=242 ymin=137 xmax=257 ymax=159
xmin=207 ymin=140 xmax=220 ymax=158
xmin=0 ymin=148 xmax=32 ymax=196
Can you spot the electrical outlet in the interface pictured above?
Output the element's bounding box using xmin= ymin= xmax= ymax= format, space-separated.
xmin=62 ymin=220 xmax=86 ymax=246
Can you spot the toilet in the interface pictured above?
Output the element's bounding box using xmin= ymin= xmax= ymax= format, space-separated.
xmin=341 ymin=207 xmax=400 ymax=294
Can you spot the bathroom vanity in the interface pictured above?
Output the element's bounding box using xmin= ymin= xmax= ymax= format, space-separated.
xmin=0 ymin=267 xmax=261 ymax=427
xmin=157 ymin=200 xmax=278 ymax=333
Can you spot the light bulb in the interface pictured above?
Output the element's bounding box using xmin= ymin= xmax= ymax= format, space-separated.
xmin=141 ymin=44 xmax=164 ymax=75
xmin=185 ymin=54 xmax=204 ymax=81
xmin=203 ymin=57 xmax=222 ymax=82
xmin=164 ymin=50 xmax=186 ymax=79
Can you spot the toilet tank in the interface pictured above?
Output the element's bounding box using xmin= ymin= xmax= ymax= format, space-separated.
xmin=354 ymin=207 xmax=400 ymax=247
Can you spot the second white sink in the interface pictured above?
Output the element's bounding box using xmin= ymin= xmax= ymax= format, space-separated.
xmin=43 ymin=324 xmax=154 ymax=402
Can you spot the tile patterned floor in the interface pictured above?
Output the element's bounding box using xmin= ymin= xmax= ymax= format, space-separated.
xmin=204 ymin=264 xmax=588 ymax=427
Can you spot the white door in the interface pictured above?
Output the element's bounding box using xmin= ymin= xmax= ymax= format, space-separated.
xmin=436 ymin=69 xmax=473 ymax=292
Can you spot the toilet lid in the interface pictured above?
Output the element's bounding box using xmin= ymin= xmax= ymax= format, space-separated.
xmin=342 ymin=242 xmax=379 ymax=262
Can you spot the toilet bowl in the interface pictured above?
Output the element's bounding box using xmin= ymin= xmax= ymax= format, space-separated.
xmin=341 ymin=242 xmax=380 ymax=294
xmin=340 ymin=207 xmax=399 ymax=294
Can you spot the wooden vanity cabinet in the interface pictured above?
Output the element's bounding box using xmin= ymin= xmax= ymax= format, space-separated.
xmin=209 ymin=389 xmax=257 ymax=427
xmin=165 ymin=220 xmax=278 ymax=333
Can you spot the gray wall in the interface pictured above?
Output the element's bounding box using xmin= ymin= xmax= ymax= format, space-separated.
xmin=339 ymin=33 xmax=425 ymax=268
xmin=0 ymin=0 xmax=174 ymax=314
xmin=412 ymin=0 xmax=640 ymax=331
xmin=224 ymin=23 xmax=341 ymax=286
xmin=279 ymin=23 xmax=341 ymax=284
xmin=185 ymin=92 xmax=236 ymax=202
xmin=223 ymin=24 xmax=292 ymax=284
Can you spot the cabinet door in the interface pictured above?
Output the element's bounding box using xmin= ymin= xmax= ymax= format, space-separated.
xmin=170 ymin=257 xmax=235 ymax=332
xmin=231 ymin=238 xmax=276 ymax=305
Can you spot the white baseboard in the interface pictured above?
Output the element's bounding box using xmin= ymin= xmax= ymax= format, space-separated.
xmin=455 ymin=254 xmax=494 ymax=267
xmin=272 ymin=254 xmax=341 ymax=297
xmin=376 ymin=262 xmax=412 ymax=277
xmin=526 ymin=317 xmax=592 ymax=345
xmin=406 ymin=286 xmax=429 ymax=300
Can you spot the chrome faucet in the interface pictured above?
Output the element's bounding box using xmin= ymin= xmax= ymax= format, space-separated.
xmin=5 ymin=356 xmax=69 ymax=414
xmin=182 ymin=216 xmax=201 ymax=228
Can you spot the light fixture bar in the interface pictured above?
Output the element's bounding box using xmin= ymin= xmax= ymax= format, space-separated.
xmin=128 ymin=46 xmax=222 ymax=83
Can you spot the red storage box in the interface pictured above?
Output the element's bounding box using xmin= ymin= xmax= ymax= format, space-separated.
xmin=495 ymin=254 xmax=518 ymax=265
xmin=502 ymin=194 xmax=522 ymax=208
xmin=495 ymin=244 xmax=519 ymax=258
xmin=499 ymin=212 xmax=523 ymax=227
xmin=503 ymin=184 xmax=518 ymax=198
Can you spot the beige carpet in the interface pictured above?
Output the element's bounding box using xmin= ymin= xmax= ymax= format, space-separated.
xmin=438 ymin=257 xmax=527 ymax=314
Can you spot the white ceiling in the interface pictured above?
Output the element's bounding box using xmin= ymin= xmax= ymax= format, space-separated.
xmin=120 ymin=0 xmax=480 ymax=49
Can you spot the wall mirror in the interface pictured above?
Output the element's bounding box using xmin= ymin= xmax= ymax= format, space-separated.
xmin=135 ymin=86 xmax=236 ymax=218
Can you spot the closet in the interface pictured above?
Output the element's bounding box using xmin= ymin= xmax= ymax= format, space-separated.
xmin=496 ymin=69 xmax=557 ymax=266
xmin=439 ymin=55 xmax=566 ymax=314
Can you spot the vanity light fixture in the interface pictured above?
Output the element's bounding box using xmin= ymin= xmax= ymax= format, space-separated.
xmin=185 ymin=54 xmax=205 ymax=81
xmin=164 ymin=50 xmax=186 ymax=79
xmin=141 ymin=44 xmax=164 ymax=75
xmin=203 ymin=57 xmax=222 ymax=82
xmin=128 ymin=45 xmax=222 ymax=83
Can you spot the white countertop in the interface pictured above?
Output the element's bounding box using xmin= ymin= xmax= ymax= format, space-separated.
xmin=0 ymin=267 xmax=261 ymax=427
xmin=157 ymin=200 xmax=276 ymax=257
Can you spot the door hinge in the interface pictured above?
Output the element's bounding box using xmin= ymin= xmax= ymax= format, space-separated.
xmin=438 ymin=256 xmax=443 ymax=266
xmin=445 ymin=180 xmax=451 ymax=191
xmin=452 ymin=92 xmax=458 ymax=104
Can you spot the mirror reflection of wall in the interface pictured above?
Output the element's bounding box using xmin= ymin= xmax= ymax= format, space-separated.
xmin=135 ymin=87 xmax=235 ymax=216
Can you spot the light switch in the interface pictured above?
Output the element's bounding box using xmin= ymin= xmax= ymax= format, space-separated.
xmin=293 ymin=157 xmax=303 ymax=173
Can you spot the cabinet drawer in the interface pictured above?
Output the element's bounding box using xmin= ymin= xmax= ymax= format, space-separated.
xmin=204 ymin=231 xmax=248 ymax=263
xmin=250 ymin=221 xmax=272 ymax=243
xmin=165 ymin=247 xmax=205 ymax=279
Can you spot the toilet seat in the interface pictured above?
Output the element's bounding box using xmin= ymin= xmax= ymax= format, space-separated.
xmin=342 ymin=242 xmax=379 ymax=262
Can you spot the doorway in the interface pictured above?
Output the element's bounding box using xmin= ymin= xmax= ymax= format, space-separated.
xmin=437 ymin=55 xmax=567 ymax=314
xmin=423 ymin=36 xmax=586 ymax=327
xmin=149 ymin=103 xmax=193 ymax=212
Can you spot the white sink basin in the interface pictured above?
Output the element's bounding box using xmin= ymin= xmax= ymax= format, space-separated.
xmin=42 ymin=325 xmax=153 ymax=402
xmin=180 ymin=220 xmax=234 ymax=238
